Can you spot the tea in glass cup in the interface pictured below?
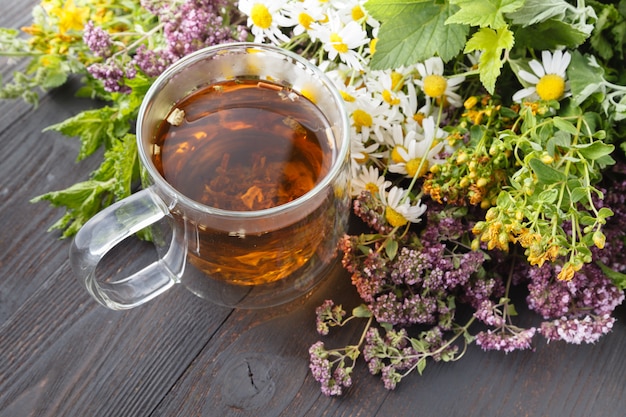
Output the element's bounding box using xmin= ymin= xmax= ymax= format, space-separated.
xmin=70 ymin=43 xmax=351 ymax=309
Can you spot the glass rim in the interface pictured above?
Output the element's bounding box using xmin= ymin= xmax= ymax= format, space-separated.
xmin=136 ymin=42 xmax=350 ymax=218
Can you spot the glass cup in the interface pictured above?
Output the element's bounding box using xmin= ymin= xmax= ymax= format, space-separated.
xmin=70 ymin=42 xmax=350 ymax=309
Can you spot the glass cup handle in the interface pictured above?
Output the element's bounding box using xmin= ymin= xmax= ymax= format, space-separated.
xmin=69 ymin=187 xmax=186 ymax=310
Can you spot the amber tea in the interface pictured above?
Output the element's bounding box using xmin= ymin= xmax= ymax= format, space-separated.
xmin=151 ymin=79 xmax=336 ymax=285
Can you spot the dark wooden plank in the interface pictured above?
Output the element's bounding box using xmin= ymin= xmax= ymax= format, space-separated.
xmin=0 ymin=240 xmax=235 ymax=417
xmin=150 ymin=264 xmax=626 ymax=417
xmin=0 ymin=79 xmax=101 ymax=323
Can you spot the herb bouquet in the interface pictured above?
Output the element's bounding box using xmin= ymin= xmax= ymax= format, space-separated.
xmin=3 ymin=0 xmax=626 ymax=396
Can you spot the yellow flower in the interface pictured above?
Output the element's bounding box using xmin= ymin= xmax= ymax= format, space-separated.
xmin=50 ymin=0 xmax=90 ymax=34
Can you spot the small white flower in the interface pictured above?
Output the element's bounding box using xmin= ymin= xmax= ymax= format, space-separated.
xmin=282 ymin=0 xmax=326 ymax=37
xmin=350 ymin=129 xmax=385 ymax=176
xmin=365 ymin=68 xmax=416 ymax=117
xmin=310 ymin=14 xmax=369 ymax=70
xmin=415 ymin=56 xmax=465 ymax=108
xmin=351 ymin=165 xmax=390 ymax=197
xmin=239 ymin=0 xmax=291 ymax=44
xmin=380 ymin=186 xmax=427 ymax=227
xmin=388 ymin=116 xmax=445 ymax=178
xmin=512 ymin=50 xmax=572 ymax=103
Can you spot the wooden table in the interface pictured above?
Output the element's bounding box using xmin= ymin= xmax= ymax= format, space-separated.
xmin=1 ymin=2 xmax=626 ymax=416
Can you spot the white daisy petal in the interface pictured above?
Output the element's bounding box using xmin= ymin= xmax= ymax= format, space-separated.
xmin=512 ymin=87 xmax=536 ymax=102
xmin=528 ymin=60 xmax=546 ymax=78
xmin=518 ymin=69 xmax=540 ymax=84
xmin=541 ymin=50 xmax=553 ymax=73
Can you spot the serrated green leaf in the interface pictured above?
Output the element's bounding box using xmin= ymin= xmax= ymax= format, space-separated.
xmin=529 ymin=158 xmax=567 ymax=184
xmin=44 ymin=107 xmax=119 ymax=160
xmin=465 ymin=27 xmax=514 ymax=93
xmin=447 ymin=0 xmax=524 ymax=28
xmin=369 ymin=1 xmax=468 ymax=69
xmin=365 ymin=0 xmax=430 ymax=19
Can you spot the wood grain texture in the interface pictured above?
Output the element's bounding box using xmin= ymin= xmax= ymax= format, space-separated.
xmin=1 ymin=2 xmax=626 ymax=417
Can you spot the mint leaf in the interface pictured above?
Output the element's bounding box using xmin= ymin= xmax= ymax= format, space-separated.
xmin=96 ymin=133 xmax=139 ymax=199
xmin=31 ymin=134 xmax=140 ymax=238
xmin=447 ymin=0 xmax=524 ymax=29
xmin=31 ymin=178 xmax=116 ymax=238
xmin=368 ymin=1 xmax=468 ymax=69
xmin=464 ymin=27 xmax=514 ymax=93
xmin=44 ymin=107 xmax=120 ymax=160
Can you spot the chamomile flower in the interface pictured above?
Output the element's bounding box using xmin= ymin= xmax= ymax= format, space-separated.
xmin=366 ymin=68 xmax=417 ymax=117
xmin=349 ymin=95 xmax=400 ymax=142
xmin=351 ymin=165 xmax=390 ymax=197
xmin=415 ymin=56 xmax=465 ymax=108
xmin=310 ymin=14 xmax=369 ymax=70
xmin=388 ymin=116 xmax=446 ymax=178
xmin=381 ymin=186 xmax=427 ymax=228
xmin=282 ymin=0 xmax=326 ymax=37
xmin=239 ymin=0 xmax=290 ymax=44
xmin=512 ymin=50 xmax=572 ymax=102
xmin=350 ymin=128 xmax=385 ymax=174
xmin=336 ymin=0 xmax=380 ymax=28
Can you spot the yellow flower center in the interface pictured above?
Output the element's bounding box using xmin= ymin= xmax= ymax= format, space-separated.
xmin=330 ymin=33 xmax=349 ymax=53
xmin=385 ymin=206 xmax=408 ymax=227
xmin=390 ymin=145 xmax=407 ymax=163
xmin=298 ymin=12 xmax=314 ymax=29
xmin=340 ymin=90 xmax=356 ymax=102
xmin=352 ymin=5 xmax=365 ymax=21
xmin=536 ymin=74 xmax=566 ymax=101
xmin=369 ymin=38 xmax=378 ymax=55
xmin=382 ymin=90 xmax=400 ymax=105
xmin=251 ymin=3 xmax=272 ymax=29
xmin=390 ymin=71 xmax=404 ymax=91
xmin=406 ymin=158 xmax=429 ymax=178
xmin=423 ymin=74 xmax=447 ymax=98
xmin=352 ymin=109 xmax=372 ymax=130
xmin=365 ymin=182 xmax=379 ymax=194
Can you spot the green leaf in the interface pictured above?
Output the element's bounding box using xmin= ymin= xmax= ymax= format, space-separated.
xmin=567 ymin=51 xmax=607 ymax=106
xmin=447 ymin=0 xmax=524 ymax=28
xmin=416 ymin=357 xmax=427 ymax=375
xmin=513 ymin=19 xmax=589 ymax=50
xmin=464 ymin=27 xmax=515 ymax=93
xmin=44 ymin=107 xmax=119 ymax=160
xmin=529 ymin=158 xmax=566 ymax=184
xmin=368 ymin=1 xmax=468 ymax=69
xmin=597 ymin=261 xmax=626 ymax=290
xmin=385 ymin=238 xmax=399 ymax=260
xmin=365 ymin=0 xmax=430 ymax=19
xmin=551 ymin=117 xmax=579 ymax=136
xmin=575 ymin=141 xmax=615 ymax=160
xmin=352 ymin=304 xmax=373 ymax=318
xmin=31 ymin=178 xmax=116 ymax=238
xmin=506 ymin=0 xmax=571 ymax=27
